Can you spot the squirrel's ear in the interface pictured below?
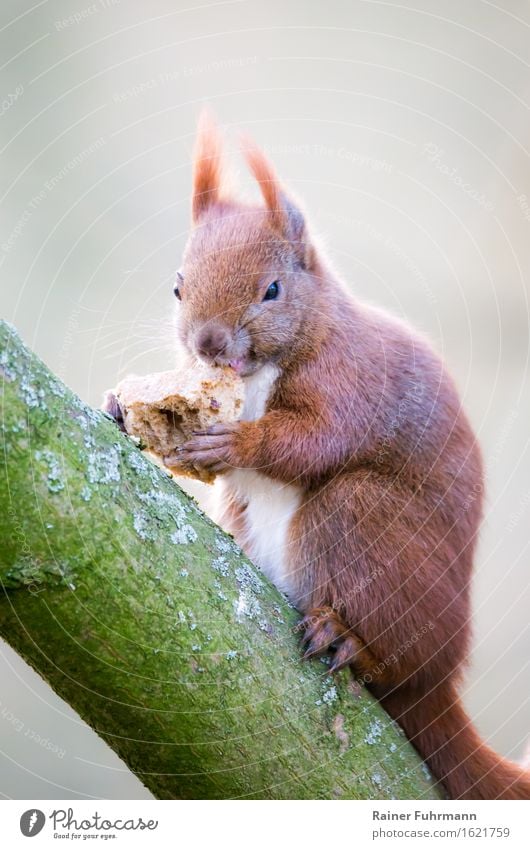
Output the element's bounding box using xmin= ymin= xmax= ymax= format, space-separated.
xmin=192 ymin=109 xmax=224 ymax=223
xmin=242 ymin=137 xmax=313 ymax=268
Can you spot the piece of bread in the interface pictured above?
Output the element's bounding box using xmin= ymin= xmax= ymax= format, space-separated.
xmin=109 ymin=362 xmax=244 ymax=484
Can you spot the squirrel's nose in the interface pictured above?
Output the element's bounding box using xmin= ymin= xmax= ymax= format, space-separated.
xmin=196 ymin=324 xmax=231 ymax=361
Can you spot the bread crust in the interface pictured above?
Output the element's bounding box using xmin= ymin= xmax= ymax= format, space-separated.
xmin=113 ymin=363 xmax=243 ymax=484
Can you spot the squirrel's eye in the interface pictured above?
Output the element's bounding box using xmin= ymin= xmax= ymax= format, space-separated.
xmin=263 ymin=280 xmax=280 ymax=301
xmin=174 ymin=272 xmax=183 ymax=300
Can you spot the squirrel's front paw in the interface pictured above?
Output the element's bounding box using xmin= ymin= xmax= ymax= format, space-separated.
xmin=166 ymin=422 xmax=242 ymax=474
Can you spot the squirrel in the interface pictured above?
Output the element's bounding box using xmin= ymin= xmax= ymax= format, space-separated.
xmin=133 ymin=112 xmax=530 ymax=800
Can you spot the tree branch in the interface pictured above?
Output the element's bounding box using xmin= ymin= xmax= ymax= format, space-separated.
xmin=0 ymin=320 xmax=441 ymax=799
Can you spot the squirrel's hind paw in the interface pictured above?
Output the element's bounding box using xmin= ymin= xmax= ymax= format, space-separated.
xmin=300 ymin=606 xmax=382 ymax=677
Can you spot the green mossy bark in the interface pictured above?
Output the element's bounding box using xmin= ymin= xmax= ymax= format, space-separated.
xmin=0 ymin=320 xmax=442 ymax=800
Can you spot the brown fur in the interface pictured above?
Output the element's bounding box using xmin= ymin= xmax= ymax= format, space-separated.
xmin=175 ymin=113 xmax=530 ymax=800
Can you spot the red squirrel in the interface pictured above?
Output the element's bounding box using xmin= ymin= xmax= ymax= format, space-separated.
xmin=147 ymin=113 xmax=530 ymax=799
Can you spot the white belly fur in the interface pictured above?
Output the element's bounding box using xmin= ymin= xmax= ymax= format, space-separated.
xmin=213 ymin=363 xmax=301 ymax=600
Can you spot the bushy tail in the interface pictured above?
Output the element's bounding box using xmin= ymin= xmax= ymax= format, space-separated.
xmin=381 ymin=682 xmax=530 ymax=799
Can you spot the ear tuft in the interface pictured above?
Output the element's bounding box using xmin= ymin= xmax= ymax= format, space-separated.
xmin=241 ymin=135 xmax=311 ymax=267
xmin=241 ymin=135 xmax=285 ymax=232
xmin=192 ymin=109 xmax=224 ymax=223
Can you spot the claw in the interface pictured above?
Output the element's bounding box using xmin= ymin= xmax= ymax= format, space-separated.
xmin=302 ymin=619 xmax=337 ymax=650
xmin=303 ymin=641 xmax=322 ymax=661
xmin=301 ymin=623 xmax=317 ymax=646
xmin=299 ymin=607 xmax=366 ymax=675
xmin=101 ymin=391 xmax=126 ymax=432
xmin=328 ymin=638 xmax=358 ymax=673
xmin=302 ymin=622 xmax=341 ymax=661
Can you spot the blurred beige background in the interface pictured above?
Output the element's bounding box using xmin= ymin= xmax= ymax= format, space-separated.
xmin=1 ymin=0 xmax=529 ymax=799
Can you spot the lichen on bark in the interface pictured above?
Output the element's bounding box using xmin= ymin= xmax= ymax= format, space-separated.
xmin=0 ymin=320 xmax=442 ymax=799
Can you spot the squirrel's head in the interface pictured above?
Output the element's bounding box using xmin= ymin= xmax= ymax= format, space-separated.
xmin=175 ymin=112 xmax=326 ymax=377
